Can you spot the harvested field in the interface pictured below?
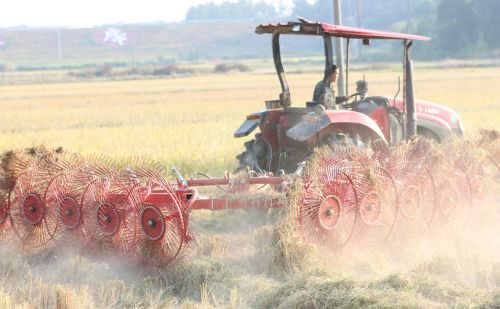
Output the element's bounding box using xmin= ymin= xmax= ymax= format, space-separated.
xmin=0 ymin=65 xmax=499 ymax=308
xmin=0 ymin=197 xmax=498 ymax=308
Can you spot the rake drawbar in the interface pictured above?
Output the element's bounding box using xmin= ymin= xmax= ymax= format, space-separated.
xmin=175 ymin=167 xmax=287 ymax=211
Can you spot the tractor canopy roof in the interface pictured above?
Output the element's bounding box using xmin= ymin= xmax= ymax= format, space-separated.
xmin=255 ymin=17 xmax=431 ymax=41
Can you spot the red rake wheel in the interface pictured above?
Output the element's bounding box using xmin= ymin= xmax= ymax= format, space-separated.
xmin=9 ymin=163 xmax=59 ymax=253
xmin=96 ymin=202 xmax=120 ymax=236
xmin=357 ymin=188 xmax=400 ymax=246
xmin=43 ymin=166 xmax=97 ymax=247
xmin=298 ymin=171 xmax=358 ymax=250
xmin=297 ymin=144 xmax=368 ymax=250
xmin=81 ymin=174 xmax=138 ymax=255
xmin=135 ymin=191 xmax=185 ymax=266
xmin=81 ymin=177 xmax=108 ymax=244
xmin=22 ymin=194 xmax=44 ymax=225
xmin=140 ymin=205 xmax=165 ymax=241
xmin=123 ymin=166 xmax=187 ymax=266
xmin=417 ymin=169 xmax=438 ymax=227
xmin=317 ymin=195 xmax=342 ymax=230
xmin=360 ymin=192 xmax=382 ymax=226
xmin=131 ymin=178 xmax=185 ymax=267
xmin=58 ymin=196 xmax=81 ymax=230
xmin=350 ymin=163 xmax=399 ymax=245
xmin=400 ymin=184 xmax=421 ymax=219
xmin=398 ymin=167 xmax=437 ymax=228
xmin=436 ymin=169 xmax=471 ymax=229
xmin=374 ymin=168 xmax=399 ymax=239
xmin=438 ymin=183 xmax=460 ymax=218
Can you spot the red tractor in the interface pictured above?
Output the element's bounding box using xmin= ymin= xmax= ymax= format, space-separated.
xmin=235 ymin=18 xmax=464 ymax=174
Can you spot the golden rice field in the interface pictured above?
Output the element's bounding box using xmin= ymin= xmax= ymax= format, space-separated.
xmin=0 ymin=65 xmax=498 ymax=176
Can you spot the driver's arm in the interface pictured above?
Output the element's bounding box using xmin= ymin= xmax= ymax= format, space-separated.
xmin=312 ymin=80 xmax=324 ymax=103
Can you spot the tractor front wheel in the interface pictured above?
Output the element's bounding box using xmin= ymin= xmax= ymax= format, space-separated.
xmin=235 ymin=134 xmax=271 ymax=173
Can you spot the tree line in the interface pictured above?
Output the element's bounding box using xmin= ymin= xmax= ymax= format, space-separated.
xmin=186 ymin=0 xmax=500 ymax=59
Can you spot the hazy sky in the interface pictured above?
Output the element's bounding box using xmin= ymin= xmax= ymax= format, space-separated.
xmin=0 ymin=0 xmax=295 ymax=28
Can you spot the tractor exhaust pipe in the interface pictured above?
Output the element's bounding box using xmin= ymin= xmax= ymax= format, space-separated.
xmin=406 ymin=58 xmax=416 ymax=137
xmin=404 ymin=41 xmax=417 ymax=138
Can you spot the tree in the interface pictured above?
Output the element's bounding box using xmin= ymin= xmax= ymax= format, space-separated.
xmin=475 ymin=0 xmax=500 ymax=49
xmin=186 ymin=0 xmax=276 ymax=21
xmin=435 ymin=0 xmax=477 ymax=56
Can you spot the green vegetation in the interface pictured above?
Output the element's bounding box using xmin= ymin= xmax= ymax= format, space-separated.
xmin=186 ymin=0 xmax=276 ymax=21
xmin=187 ymin=0 xmax=500 ymax=60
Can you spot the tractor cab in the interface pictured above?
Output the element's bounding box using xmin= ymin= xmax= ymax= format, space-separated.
xmin=235 ymin=18 xmax=464 ymax=174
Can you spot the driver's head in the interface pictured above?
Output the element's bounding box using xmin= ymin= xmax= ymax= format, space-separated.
xmin=330 ymin=65 xmax=338 ymax=84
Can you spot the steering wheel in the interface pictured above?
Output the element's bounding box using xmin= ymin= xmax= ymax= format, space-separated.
xmin=336 ymin=92 xmax=362 ymax=109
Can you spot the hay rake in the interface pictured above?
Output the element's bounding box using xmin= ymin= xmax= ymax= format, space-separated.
xmin=0 ymin=137 xmax=498 ymax=268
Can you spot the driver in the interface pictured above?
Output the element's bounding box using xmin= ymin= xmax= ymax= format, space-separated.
xmin=312 ymin=64 xmax=338 ymax=108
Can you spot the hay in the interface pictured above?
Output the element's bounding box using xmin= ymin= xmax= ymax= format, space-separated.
xmin=55 ymin=285 xmax=92 ymax=309
xmin=0 ymin=145 xmax=66 ymax=195
xmin=263 ymin=176 xmax=314 ymax=278
xmin=165 ymin=256 xmax=231 ymax=301
xmin=252 ymin=267 xmax=495 ymax=309
xmin=268 ymin=217 xmax=312 ymax=278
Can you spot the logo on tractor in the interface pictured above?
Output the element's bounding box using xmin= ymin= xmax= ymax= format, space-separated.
xmin=418 ymin=105 xmax=440 ymax=115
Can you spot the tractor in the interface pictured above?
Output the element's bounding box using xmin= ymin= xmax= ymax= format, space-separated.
xmin=235 ymin=18 xmax=464 ymax=174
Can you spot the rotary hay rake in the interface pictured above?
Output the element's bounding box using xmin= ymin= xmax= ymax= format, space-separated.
xmin=0 ymin=132 xmax=498 ymax=268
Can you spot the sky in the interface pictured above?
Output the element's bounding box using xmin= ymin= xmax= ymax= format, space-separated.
xmin=0 ymin=0 xmax=295 ymax=28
